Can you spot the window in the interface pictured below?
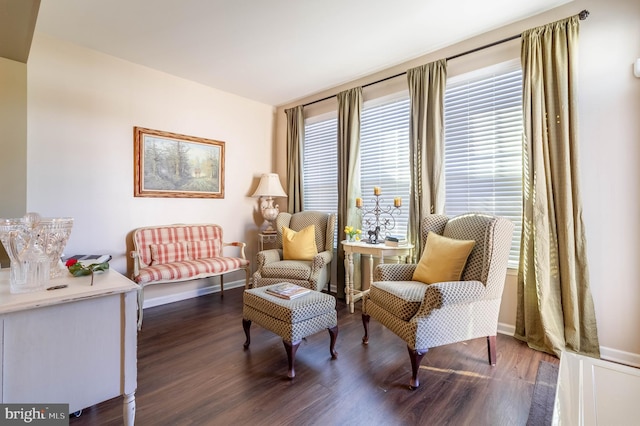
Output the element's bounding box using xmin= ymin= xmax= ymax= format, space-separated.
xmin=360 ymin=96 xmax=411 ymax=239
xmin=303 ymin=115 xmax=338 ymax=243
xmin=444 ymin=63 xmax=523 ymax=267
xmin=302 ymin=64 xmax=522 ymax=266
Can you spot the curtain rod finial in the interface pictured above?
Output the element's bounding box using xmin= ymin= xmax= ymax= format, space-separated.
xmin=579 ymin=10 xmax=590 ymax=20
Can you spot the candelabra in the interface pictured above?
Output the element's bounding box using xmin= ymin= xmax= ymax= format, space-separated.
xmin=355 ymin=187 xmax=402 ymax=244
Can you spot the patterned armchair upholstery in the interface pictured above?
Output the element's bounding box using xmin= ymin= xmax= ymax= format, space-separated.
xmin=362 ymin=213 xmax=513 ymax=389
xmin=252 ymin=211 xmax=336 ymax=292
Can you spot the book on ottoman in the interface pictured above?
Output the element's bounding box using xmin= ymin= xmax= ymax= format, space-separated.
xmin=266 ymin=283 xmax=311 ymax=300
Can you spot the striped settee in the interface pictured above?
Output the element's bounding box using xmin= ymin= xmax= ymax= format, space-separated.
xmin=131 ymin=223 xmax=250 ymax=328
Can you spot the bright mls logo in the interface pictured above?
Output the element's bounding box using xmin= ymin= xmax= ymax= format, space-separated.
xmin=0 ymin=404 xmax=68 ymax=425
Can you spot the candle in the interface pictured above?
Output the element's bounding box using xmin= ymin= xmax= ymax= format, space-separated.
xmin=373 ymin=186 xmax=381 ymax=196
xmin=355 ymin=197 xmax=363 ymax=208
xmin=394 ymin=197 xmax=402 ymax=207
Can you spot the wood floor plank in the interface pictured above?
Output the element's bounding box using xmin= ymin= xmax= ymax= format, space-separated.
xmin=69 ymin=287 xmax=557 ymax=425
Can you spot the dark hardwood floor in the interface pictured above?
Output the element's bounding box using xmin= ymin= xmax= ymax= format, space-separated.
xmin=70 ymin=286 xmax=558 ymax=426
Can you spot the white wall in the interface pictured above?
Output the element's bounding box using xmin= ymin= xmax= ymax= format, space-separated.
xmin=26 ymin=34 xmax=275 ymax=302
xmin=275 ymin=0 xmax=640 ymax=365
xmin=578 ymin=0 xmax=640 ymax=364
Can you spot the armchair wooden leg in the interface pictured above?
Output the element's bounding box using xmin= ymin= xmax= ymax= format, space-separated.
xmin=328 ymin=325 xmax=338 ymax=359
xmin=487 ymin=335 xmax=497 ymax=366
xmin=362 ymin=314 xmax=370 ymax=344
xmin=408 ymin=346 xmax=428 ymax=390
xmin=242 ymin=319 xmax=251 ymax=349
xmin=283 ymin=339 xmax=301 ymax=379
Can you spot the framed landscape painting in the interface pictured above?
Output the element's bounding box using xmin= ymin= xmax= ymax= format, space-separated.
xmin=134 ymin=127 xmax=225 ymax=198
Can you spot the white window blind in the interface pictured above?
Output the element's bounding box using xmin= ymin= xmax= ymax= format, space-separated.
xmin=360 ymin=97 xmax=411 ymax=239
xmin=303 ymin=116 xmax=338 ymax=243
xmin=444 ymin=65 xmax=523 ymax=267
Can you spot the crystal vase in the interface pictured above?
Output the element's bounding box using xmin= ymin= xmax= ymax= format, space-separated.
xmin=0 ymin=213 xmax=74 ymax=293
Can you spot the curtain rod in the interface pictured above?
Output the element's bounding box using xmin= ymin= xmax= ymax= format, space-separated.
xmin=301 ymin=9 xmax=590 ymax=108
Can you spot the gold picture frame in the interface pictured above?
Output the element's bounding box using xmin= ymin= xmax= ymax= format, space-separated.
xmin=134 ymin=127 xmax=225 ymax=198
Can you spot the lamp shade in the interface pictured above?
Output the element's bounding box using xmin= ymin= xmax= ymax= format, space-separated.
xmin=252 ymin=173 xmax=287 ymax=198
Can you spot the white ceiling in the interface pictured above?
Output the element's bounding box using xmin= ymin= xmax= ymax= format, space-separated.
xmin=34 ymin=0 xmax=572 ymax=106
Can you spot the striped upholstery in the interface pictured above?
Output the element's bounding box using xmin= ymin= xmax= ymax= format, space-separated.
xmin=253 ymin=211 xmax=336 ymax=291
xmin=364 ymin=213 xmax=513 ymax=356
xmin=135 ymin=257 xmax=249 ymax=285
xmin=150 ymin=241 xmax=191 ymax=265
xmin=134 ymin=225 xmax=222 ymax=267
xmin=131 ymin=223 xmax=250 ymax=329
xmin=190 ymin=238 xmax=221 ymax=259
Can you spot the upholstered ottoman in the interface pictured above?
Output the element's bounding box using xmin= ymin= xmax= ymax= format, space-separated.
xmin=242 ymin=284 xmax=338 ymax=378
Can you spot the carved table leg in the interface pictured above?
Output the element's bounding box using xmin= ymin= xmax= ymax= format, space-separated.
xmin=283 ymin=339 xmax=301 ymax=379
xmin=328 ymin=326 xmax=338 ymax=359
xmin=367 ymin=254 xmax=374 ymax=292
xmin=242 ymin=319 xmax=251 ymax=349
xmin=344 ymin=252 xmax=354 ymax=313
xmin=123 ymin=392 xmax=136 ymax=426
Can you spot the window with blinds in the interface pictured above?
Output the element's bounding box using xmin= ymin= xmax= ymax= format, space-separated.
xmin=360 ymin=96 xmax=411 ymax=238
xmin=444 ymin=64 xmax=523 ymax=267
xmin=302 ymin=116 xmax=339 ymax=244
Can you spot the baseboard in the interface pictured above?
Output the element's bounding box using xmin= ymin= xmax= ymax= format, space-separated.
xmin=497 ymin=322 xmax=515 ymax=336
xmin=142 ymin=279 xmax=246 ymax=309
xmin=497 ymin=322 xmax=640 ymax=368
xmin=600 ymin=346 xmax=640 ymax=368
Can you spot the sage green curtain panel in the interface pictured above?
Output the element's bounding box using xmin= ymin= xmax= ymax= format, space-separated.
xmin=337 ymin=87 xmax=362 ymax=298
xmin=516 ymin=15 xmax=600 ymax=358
xmin=407 ymin=60 xmax=447 ymax=259
xmin=285 ymin=105 xmax=304 ymax=213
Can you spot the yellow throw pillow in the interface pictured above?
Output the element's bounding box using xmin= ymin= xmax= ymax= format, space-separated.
xmin=412 ymin=232 xmax=475 ymax=284
xmin=282 ymin=225 xmax=318 ymax=261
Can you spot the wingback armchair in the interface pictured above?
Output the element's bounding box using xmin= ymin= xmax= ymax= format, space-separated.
xmin=252 ymin=211 xmax=336 ymax=292
xmin=362 ymin=213 xmax=513 ymax=389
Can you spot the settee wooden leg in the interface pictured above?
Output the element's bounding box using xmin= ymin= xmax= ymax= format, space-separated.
xmin=362 ymin=314 xmax=370 ymax=344
xmin=408 ymin=346 xmax=428 ymax=390
xmin=328 ymin=325 xmax=338 ymax=359
xmin=487 ymin=335 xmax=497 ymax=366
xmin=220 ymin=275 xmax=224 ymax=297
xmin=283 ymin=339 xmax=301 ymax=379
xmin=242 ymin=319 xmax=251 ymax=349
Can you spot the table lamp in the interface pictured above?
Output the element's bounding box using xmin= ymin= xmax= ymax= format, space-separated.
xmin=252 ymin=173 xmax=287 ymax=233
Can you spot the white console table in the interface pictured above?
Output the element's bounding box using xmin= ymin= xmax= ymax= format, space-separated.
xmin=0 ymin=268 xmax=138 ymax=425
xmin=553 ymin=351 xmax=640 ymax=425
xmin=341 ymin=240 xmax=413 ymax=313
